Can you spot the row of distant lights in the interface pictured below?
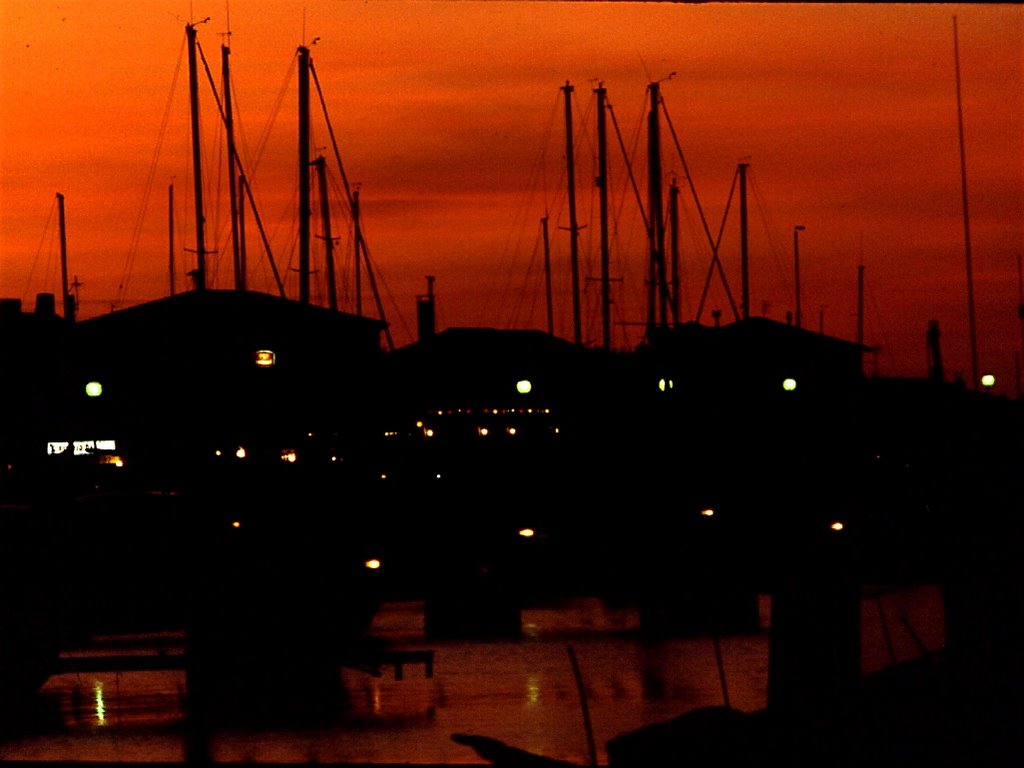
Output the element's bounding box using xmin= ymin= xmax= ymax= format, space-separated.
xmin=659 ymin=377 xmax=800 ymax=392
xmin=430 ymin=407 xmax=552 ymax=416
xmin=698 ymin=505 xmax=844 ymax=532
xmin=661 ymin=375 xmax=998 ymax=392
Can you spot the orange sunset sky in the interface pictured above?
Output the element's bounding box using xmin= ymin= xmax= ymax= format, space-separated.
xmin=1 ymin=2 xmax=1022 ymax=392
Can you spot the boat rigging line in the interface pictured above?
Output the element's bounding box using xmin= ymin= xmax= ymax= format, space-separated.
xmin=194 ymin=34 xmax=287 ymax=297
xmin=660 ymin=97 xmax=738 ymax=323
xmin=309 ymin=58 xmax=394 ymax=350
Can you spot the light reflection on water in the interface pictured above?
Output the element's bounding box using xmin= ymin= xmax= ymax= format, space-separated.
xmin=0 ymin=587 xmax=943 ymax=765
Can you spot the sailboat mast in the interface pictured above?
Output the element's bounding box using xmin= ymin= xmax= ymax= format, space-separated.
xmin=186 ymin=22 xmax=207 ymax=291
xmin=314 ymin=156 xmax=338 ymax=311
xmin=222 ymin=42 xmax=243 ymax=291
xmin=562 ymin=81 xmax=582 ymax=346
xmin=647 ymin=81 xmax=667 ymax=332
xmin=595 ymin=82 xmax=611 ymax=350
xmin=298 ymin=44 xmax=312 ymax=305
xmin=953 ymin=15 xmax=979 ymax=390
xmin=56 ymin=193 xmax=74 ymax=323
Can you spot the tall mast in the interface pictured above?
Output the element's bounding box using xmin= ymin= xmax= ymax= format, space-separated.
xmin=542 ymin=215 xmax=554 ymax=337
xmin=647 ymin=81 xmax=666 ymax=332
xmin=595 ymin=82 xmax=611 ymax=350
xmin=186 ymin=22 xmax=207 ymax=291
xmin=314 ymin=156 xmax=338 ymax=311
xmin=56 ymin=193 xmax=74 ymax=323
xmin=739 ymin=162 xmax=750 ymax=321
xmin=953 ymin=16 xmax=979 ymax=390
xmin=298 ymin=44 xmax=312 ymax=305
xmin=222 ymin=41 xmax=243 ymax=291
xmin=562 ymin=81 xmax=582 ymax=346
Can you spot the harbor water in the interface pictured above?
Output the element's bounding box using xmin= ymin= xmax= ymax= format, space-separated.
xmin=0 ymin=585 xmax=944 ymax=765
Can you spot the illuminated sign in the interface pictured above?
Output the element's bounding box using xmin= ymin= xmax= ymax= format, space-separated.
xmin=47 ymin=439 xmax=117 ymax=457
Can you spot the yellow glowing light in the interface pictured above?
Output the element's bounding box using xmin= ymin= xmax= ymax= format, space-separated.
xmin=98 ymin=455 xmax=124 ymax=467
xmin=254 ymin=349 xmax=275 ymax=367
xmin=85 ymin=381 xmax=103 ymax=397
xmin=517 ymin=379 xmax=532 ymax=394
xmin=235 ymin=446 xmax=246 ymax=459
xmin=700 ymin=508 xmax=715 ymax=517
xmin=214 ymin=449 xmax=223 ymax=457
xmin=830 ymin=521 xmax=844 ymax=532
xmin=380 ymin=473 xmax=388 ymax=480
xmin=518 ymin=528 xmax=535 ymax=538
xmin=478 ymin=427 xmax=489 ymax=436
xmin=782 ymin=378 xmax=797 ymax=391
xmin=281 ymin=449 xmax=297 ymax=463
xmin=424 ymin=428 xmax=435 ymax=437
xmin=507 ymin=427 xmax=517 ymax=435
xmin=94 ymin=683 xmax=105 ymax=724
xmin=658 ymin=378 xmax=674 ymax=392
xmin=231 ymin=520 xmax=241 ymax=529
xmin=365 ymin=559 xmax=381 ymax=570
xmin=981 ymin=374 xmax=995 ymax=388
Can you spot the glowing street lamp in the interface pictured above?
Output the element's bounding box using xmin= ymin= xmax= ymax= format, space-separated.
xmin=981 ymin=373 xmax=995 ymax=389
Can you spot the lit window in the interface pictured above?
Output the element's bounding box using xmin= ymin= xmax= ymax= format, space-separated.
xmin=255 ymin=350 xmax=275 ymax=367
